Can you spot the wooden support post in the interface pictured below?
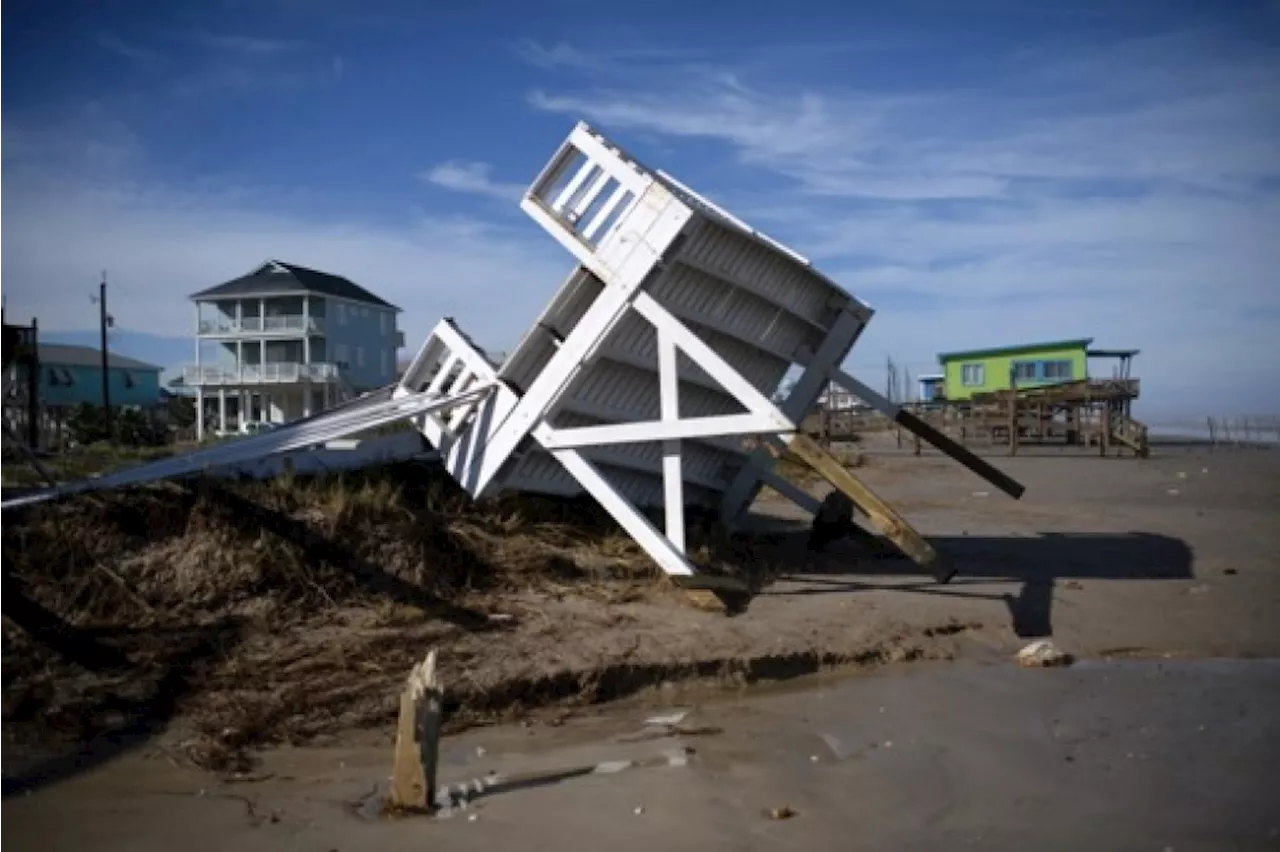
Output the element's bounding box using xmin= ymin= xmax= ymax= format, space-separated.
xmin=1100 ymin=404 xmax=1110 ymax=458
xmin=389 ymin=649 xmax=443 ymax=813
xmin=787 ymin=434 xmax=951 ymax=583
xmin=1007 ymin=371 xmax=1019 ymax=457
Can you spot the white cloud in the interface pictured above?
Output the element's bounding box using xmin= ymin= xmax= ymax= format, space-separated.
xmin=1 ymin=168 xmax=572 ymax=363
xmin=192 ymin=33 xmax=305 ymax=55
xmin=420 ymin=160 xmax=526 ymax=202
xmin=93 ymin=33 xmax=162 ymax=66
xmin=521 ymin=34 xmax=1280 ymax=418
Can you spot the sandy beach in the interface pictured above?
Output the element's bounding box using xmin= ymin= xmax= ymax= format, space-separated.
xmin=5 ymin=436 xmax=1279 ymax=848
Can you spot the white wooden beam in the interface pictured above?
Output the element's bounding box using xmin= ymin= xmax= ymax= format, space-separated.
xmin=719 ymin=306 xmax=866 ymax=526
xmin=551 ymin=160 xmax=597 ymax=213
xmin=657 ymin=327 xmax=685 ymax=552
xmin=539 ymin=413 xmax=784 ymax=450
xmin=631 ymin=292 xmax=794 ymax=429
xmin=541 ymin=436 xmax=695 ymax=577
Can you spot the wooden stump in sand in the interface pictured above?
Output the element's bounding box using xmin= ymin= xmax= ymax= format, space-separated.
xmin=388 ymin=649 xmax=443 ymax=812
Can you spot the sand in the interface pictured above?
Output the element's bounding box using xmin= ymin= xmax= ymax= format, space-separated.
xmin=4 ymin=437 xmax=1280 ymax=847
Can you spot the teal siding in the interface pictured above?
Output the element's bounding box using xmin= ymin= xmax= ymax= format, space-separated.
xmin=43 ymin=363 xmax=162 ymax=408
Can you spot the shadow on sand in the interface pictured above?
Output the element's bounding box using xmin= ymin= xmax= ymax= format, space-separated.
xmin=752 ymin=519 xmax=1194 ymax=639
xmin=1 ymin=576 xmax=246 ymax=798
xmin=0 ymin=473 xmax=511 ymax=797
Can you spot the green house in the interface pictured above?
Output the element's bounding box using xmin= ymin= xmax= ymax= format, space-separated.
xmin=937 ymin=338 xmax=1093 ymax=401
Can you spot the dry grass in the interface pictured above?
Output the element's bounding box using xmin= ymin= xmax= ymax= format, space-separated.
xmin=1 ymin=462 xmax=770 ymax=774
xmin=1 ymin=443 xmax=176 ymax=487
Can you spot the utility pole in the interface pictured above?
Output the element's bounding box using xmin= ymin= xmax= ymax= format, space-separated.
xmin=97 ymin=272 xmax=112 ymax=433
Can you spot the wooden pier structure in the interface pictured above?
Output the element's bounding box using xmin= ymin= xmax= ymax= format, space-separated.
xmin=806 ymin=377 xmax=1149 ymax=458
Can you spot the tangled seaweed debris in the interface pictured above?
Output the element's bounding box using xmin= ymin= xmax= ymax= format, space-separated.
xmin=2 ymin=462 xmax=769 ymax=774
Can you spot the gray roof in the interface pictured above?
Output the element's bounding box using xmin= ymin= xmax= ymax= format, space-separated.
xmin=190 ymin=260 xmax=399 ymax=310
xmin=38 ymin=344 xmax=162 ymax=372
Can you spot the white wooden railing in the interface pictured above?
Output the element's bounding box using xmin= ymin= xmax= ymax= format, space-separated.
xmin=183 ymin=362 xmax=341 ymax=385
xmin=197 ymin=315 xmax=326 ymax=334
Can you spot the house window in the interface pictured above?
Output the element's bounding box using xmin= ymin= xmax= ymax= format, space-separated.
xmin=961 ymin=363 xmax=985 ymax=386
xmin=1043 ymin=360 xmax=1073 ymax=381
xmin=1013 ymin=361 xmax=1038 ymax=382
xmin=123 ymin=371 xmax=136 ymax=389
xmin=334 ymin=343 xmax=350 ymax=368
xmin=356 ymin=346 xmax=365 ymax=368
xmin=336 ymin=304 xmax=347 ymax=326
xmin=48 ymin=367 xmax=61 ymax=386
xmin=380 ymin=312 xmax=388 ymax=334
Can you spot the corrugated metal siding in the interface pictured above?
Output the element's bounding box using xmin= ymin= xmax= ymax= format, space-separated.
xmin=678 ymin=222 xmax=843 ymax=325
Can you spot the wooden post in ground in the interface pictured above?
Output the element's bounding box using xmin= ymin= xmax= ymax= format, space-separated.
xmin=1007 ymin=371 xmax=1019 ymax=457
xmin=787 ymin=434 xmax=951 ymax=583
xmin=389 ymin=649 xmax=443 ymax=813
xmin=1099 ymin=404 xmax=1110 ymax=457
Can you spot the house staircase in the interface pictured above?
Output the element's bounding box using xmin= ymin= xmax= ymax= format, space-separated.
xmin=1110 ymin=412 xmax=1150 ymax=457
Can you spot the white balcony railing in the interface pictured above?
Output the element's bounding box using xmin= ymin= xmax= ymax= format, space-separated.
xmin=197 ymin=315 xmax=326 ymax=335
xmin=183 ymin=362 xmax=341 ymax=386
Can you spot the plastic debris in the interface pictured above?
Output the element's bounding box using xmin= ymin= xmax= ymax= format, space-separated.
xmin=1015 ymin=640 xmax=1074 ymax=668
xmin=766 ymin=806 xmax=797 ymax=820
xmin=634 ymin=806 xmax=645 ymax=815
xmin=645 ymin=710 xmax=689 ymax=727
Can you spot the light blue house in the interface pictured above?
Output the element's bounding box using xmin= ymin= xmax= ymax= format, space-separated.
xmin=40 ymin=344 xmax=163 ymax=409
xmin=183 ymin=260 xmax=403 ymax=438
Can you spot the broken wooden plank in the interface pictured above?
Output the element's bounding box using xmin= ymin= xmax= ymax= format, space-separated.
xmin=826 ymin=367 xmax=1025 ymax=499
xmin=388 ymin=649 xmax=443 ymax=812
xmin=786 ymin=434 xmax=952 ymax=583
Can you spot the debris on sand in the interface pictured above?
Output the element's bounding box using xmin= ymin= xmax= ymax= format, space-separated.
xmin=1015 ymin=640 xmax=1074 ymax=668
xmin=1 ymin=465 xmax=764 ymax=774
xmin=765 ymin=805 xmax=797 ymax=820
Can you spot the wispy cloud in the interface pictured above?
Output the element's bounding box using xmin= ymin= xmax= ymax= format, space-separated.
xmin=2 ymin=119 xmax=567 ymax=361
xmin=93 ymin=33 xmax=161 ymax=66
xmin=525 ymin=28 xmax=1280 ymax=201
xmin=513 ymin=38 xmax=706 ymax=74
xmin=191 ymin=33 xmax=306 ymax=54
xmin=420 ymin=160 xmax=526 ymax=202
xmin=519 ymin=31 xmax=1280 ymax=416
xmin=2 ymin=170 xmax=568 ymax=361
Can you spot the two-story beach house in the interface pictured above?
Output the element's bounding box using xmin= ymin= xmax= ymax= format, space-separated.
xmin=184 ymin=260 xmax=403 ymax=439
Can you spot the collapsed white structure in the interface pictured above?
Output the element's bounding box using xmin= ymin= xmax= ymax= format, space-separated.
xmin=3 ymin=122 xmax=1023 ymax=590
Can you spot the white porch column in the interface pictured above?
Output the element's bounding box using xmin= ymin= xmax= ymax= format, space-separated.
xmin=218 ymin=388 xmax=227 ymax=434
xmin=195 ymin=387 xmax=204 ymax=441
xmin=302 ymin=382 xmax=313 ymax=417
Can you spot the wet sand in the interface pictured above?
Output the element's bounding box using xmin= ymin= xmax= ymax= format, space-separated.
xmin=7 ymin=658 xmax=1280 ymax=850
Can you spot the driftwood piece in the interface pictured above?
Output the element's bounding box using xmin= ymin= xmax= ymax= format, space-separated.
xmin=388 ymin=649 xmax=443 ymax=812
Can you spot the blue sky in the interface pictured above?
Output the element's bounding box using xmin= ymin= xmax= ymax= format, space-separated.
xmin=4 ymin=0 xmax=1278 ymax=421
